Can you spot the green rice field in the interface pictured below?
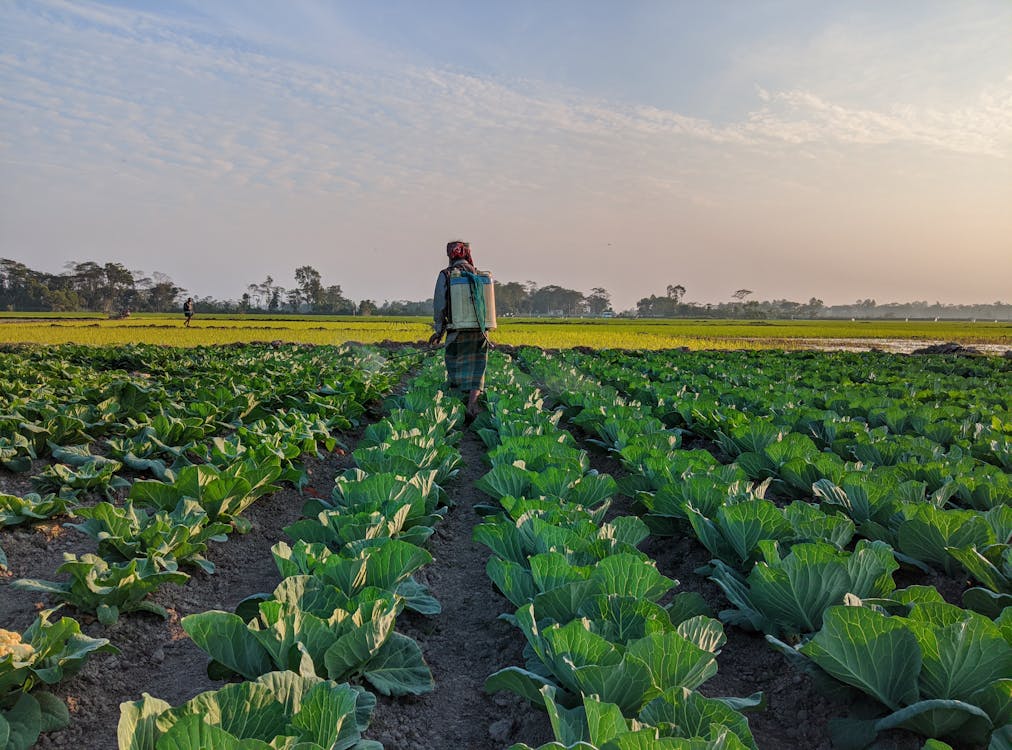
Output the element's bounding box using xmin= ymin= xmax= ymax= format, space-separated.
xmin=0 ymin=313 xmax=1009 ymax=350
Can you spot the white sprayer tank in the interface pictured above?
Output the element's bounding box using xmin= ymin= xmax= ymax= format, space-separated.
xmin=447 ymin=269 xmax=497 ymax=330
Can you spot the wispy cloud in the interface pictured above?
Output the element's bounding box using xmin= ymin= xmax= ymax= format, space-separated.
xmin=2 ymin=0 xmax=1008 ymax=209
xmin=746 ymin=85 xmax=1012 ymax=157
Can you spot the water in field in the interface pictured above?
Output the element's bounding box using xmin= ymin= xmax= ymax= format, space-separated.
xmin=793 ymin=337 xmax=1010 ymax=355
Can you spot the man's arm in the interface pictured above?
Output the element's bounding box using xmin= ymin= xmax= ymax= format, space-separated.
xmin=430 ymin=272 xmax=447 ymax=344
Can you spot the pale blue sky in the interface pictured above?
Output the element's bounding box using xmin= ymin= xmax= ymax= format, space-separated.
xmin=1 ymin=0 xmax=1010 ymax=309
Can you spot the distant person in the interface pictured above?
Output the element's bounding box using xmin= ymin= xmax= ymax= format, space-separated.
xmin=183 ymin=297 xmax=194 ymax=327
xmin=429 ymin=240 xmax=490 ymax=419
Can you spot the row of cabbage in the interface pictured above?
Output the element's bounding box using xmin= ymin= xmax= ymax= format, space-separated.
xmin=517 ymin=347 xmax=1011 ymax=749
xmin=473 ymin=352 xmax=762 ymax=750
xmin=1 ymin=343 xmax=406 ymax=561
xmin=542 ymin=348 xmax=1011 ymax=614
xmin=0 ymin=344 xmax=388 ymax=499
xmin=1 ymin=344 xmax=416 ymax=749
xmin=116 ymin=355 xmax=465 ymax=749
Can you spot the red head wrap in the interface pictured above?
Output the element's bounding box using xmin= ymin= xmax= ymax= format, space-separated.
xmin=446 ymin=240 xmax=473 ymax=265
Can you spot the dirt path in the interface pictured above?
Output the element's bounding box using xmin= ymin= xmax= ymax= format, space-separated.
xmin=364 ymin=426 xmax=553 ymax=749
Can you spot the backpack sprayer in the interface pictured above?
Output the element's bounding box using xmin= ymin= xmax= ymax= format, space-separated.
xmin=446 ymin=268 xmax=497 ymax=337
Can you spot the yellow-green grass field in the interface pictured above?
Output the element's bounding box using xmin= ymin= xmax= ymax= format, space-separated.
xmin=1 ymin=314 xmax=1009 ymax=351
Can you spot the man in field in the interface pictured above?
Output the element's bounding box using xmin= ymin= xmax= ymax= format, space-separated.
xmin=183 ymin=297 xmax=194 ymax=327
xmin=429 ymin=240 xmax=489 ymax=419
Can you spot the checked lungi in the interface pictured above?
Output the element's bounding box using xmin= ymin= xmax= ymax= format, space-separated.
xmin=444 ymin=330 xmax=489 ymax=395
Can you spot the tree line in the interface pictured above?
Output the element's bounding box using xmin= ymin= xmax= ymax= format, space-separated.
xmin=0 ymin=259 xmax=370 ymax=315
xmin=2 ymin=257 xmax=1009 ymax=320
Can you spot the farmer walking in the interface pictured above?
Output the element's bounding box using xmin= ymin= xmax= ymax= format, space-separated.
xmin=429 ymin=240 xmax=491 ymax=419
xmin=183 ymin=297 xmax=194 ymax=327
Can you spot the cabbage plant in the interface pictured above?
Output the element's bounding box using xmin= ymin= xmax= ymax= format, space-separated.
xmin=182 ymin=574 xmax=433 ymax=696
xmin=117 ymin=671 xmax=380 ymax=750
xmin=0 ymin=433 xmax=35 ymax=473
xmin=487 ymin=550 xmax=676 ymax=615
xmin=476 ymin=462 xmax=617 ymax=508
xmin=1 ymin=609 xmax=116 ymax=750
xmin=13 ymin=553 xmax=189 ymax=625
xmin=685 ymin=498 xmax=793 ymax=570
xmin=31 ymin=459 xmax=128 ymax=499
xmin=352 ymin=439 xmax=461 ymax=484
xmin=0 ymin=493 xmax=73 ymax=527
xmin=946 ymin=542 xmax=1012 ymax=617
xmin=271 ymin=538 xmax=439 ymax=615
xmin=475 ymin=508 xmax=648 ymax=570
xmin=487 ymin=603 xmax=723 ymax=716
xmin=895 ymin=503 xmax=996 ymax=576
xmin=954 ymin=465 xmax=1011 ymax=511
xmin=316 ymin=469 xmax=447 ymax=519
xmin=285 ymin=507 xmax=436 ymax=554
xmin=770 ymin=600 xmax=1012 ymax=747
xmin=487 ymin=434 xmax=586 ymax=473
xmin=66 ymin=498 xmax=230 ymax=574
xmin=509 ymin=685 xmax=758 ymax=750
xmin=709 ymin=540 xmax=898 ymax=638
xmin=128 ymin=459 xmax=281 ymax=533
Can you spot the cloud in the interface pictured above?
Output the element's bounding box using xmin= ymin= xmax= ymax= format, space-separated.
xmin=3 ymin=0 xmax=1009 ymax=216
xmin=742 ymin=86 xmax=1012 ymax=157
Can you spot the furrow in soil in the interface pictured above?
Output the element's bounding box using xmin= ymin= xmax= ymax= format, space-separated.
xmin=364 ymin=427 xmax=553 ymax=750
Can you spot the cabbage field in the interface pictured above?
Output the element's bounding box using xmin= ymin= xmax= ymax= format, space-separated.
xmin=0 ymin=342 xmax=1009 ymax=750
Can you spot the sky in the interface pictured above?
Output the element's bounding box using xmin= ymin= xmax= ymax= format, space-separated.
xmin=1 ymin=0 xmax=1010 ymax=311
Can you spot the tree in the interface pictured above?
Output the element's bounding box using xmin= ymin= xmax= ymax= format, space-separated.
xmin=43 ymin=287 xmax=82 ymax=312
xmin=294 ymin=265 xmax=323 ymax=310
xmin=358 ymin=299 xmax=378 ymax=316
xmin=636 ymin=294 xmax=677 ymax=318
xmin=586 ymin=287 xmax=612 ymax=315
xmin=378 ymin=299 xmax=430 ymax=315
xmin=665 ymin=284 xmax=686 ymax=303
xmin=494 ymin=281 xmax=528 ymax=315
xmin=1 ymin=259 xmax=54 ymax=310
xmin=68 ymin=261 xmax=105 ymax=309
xmin=63 ymin=261 xmax=137 ymax=312
xmin=247 ymin=283 xmax=262 ymax=309
xmin=268 ymin=285 xmax=282 ymax=312
xmin=530 ymin=285 xmax=586 ymax=316
xmin=320 ymin=285 xmax=354 ymax=314
xmin=258 ymin=276 xmax=275 ymax=310
xmin=137 ymin=272 xmax=182 ymax=312
xmin=102 ymin=262 xmax=136 ymax=312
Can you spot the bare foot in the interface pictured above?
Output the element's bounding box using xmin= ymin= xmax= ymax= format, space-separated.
xmin=466 ymin=392 xmax=480 ymax=418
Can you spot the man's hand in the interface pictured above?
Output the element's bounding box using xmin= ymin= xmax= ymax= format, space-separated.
xmin=427 ymin=332 xmax=443 ymax=346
